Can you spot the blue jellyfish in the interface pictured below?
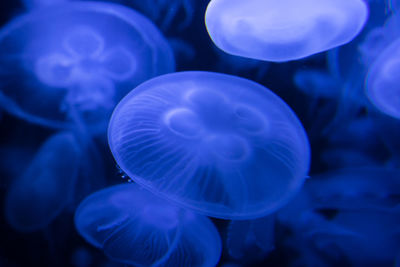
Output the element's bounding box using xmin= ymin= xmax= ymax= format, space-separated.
xmin=5 ymin=131 xmax=81 ymax=232
xmin=0 ymin=2 xmax=174 ymax=134
xmin=278 ymin=167 xmax=400 ymax=266
xmin=305 ymin=168 xmax=400 ymax=211
xmin=74 ymin=183 xmax=222 ymax=267
xmin=108 ymin=71 xmax=310 ymax=219
xmin=308 ymin=209 xmax=400 ymax=266
xmin=293 ymin=69 xmax=339 ymax=99
xmin=366 ymin=38 xmax=400 ymax=119
xmin=226 ymin=215 xmax=275 ymax=262
xmin=128 ymin=0 xmax=195 ymax=31
xmin=205 ymin=0 xmax=369 ymax=62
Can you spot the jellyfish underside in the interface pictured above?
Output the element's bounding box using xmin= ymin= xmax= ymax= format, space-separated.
xmin=108 ymin=71 xmax=310 ymax=219
xmin=205 ymin=0 xmax=368 ymax=62
xmin=74 ymin=184 xmax=222 ymax=267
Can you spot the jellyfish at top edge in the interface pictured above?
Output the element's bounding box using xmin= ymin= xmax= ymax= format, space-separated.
xmin=108 ymin=71 xmax=310 ymax=219
xmin=205 ymin=0 xmax=369 ymax=62
xmin=74 ymin=183 xmax=222 ymax=267
xmin=0 ymin=2 xmax=174 ymax=134
xmin=5 ymin=131 xmax=81 ymax=232
xmin=366 ymin=38 xmax=400 ymax=119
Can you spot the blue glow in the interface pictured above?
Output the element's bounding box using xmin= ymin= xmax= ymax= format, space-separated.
xmin=366 ymin=38 xmax=400 ymax=119
xmin=0 ymin=2 xmax=174 ymax=133
xmin=0 ymin=0 xmax=399 ymax=266
xmin=74 ymin=183 xmax=222 ymax=267
xmin=226 ymin=216 xmax=275 ymax=262
xmin=205 ymin=0 xmax=369 ymax=62
xmin=5 ymin=131 xmax=81 ymax=232
xmin=108 ymin=71 xmax=310 ymax=219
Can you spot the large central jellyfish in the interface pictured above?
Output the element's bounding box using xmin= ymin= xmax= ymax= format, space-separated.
xmin=0 ymin=2 xmax=174 ymax=133
xmin=205 ymin=0 xmax=368 ymax=62
xmin=108 ymin=71 xmax=310 ymax=219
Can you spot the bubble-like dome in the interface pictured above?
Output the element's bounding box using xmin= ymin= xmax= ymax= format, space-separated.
xmin=74 ymin=183 xmax=221 ymax=267
xmin=108 ymin=71 xmax=310 ymax=219
xmin=205 ymin=0 xmax=368 ymax=62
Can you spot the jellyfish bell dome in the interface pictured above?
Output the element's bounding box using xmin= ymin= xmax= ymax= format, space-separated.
xmin=108 ymin=71 xmax=310 ymax=219
xmin=0 ymin=1 xmax=174 ymax=133
xmin=366 ymin=38 xmax=400 ymax=119
xmin=74 ymin=183 xmax=222 ymax=267
xmin=205 ymin=0 xmax=368 ymax=62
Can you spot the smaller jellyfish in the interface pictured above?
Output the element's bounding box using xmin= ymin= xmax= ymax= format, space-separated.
xmin=5 ymin=131 xmax=81 ymax=232
xmin=226 ymin=215 xmax=275 ymax=263
xmin=293 ymin=69 xmax=339 ymax=99
xmin=320 ymin=148 xmax=378 ymax=169
xmin=366 ymin=38 xmax=400 ymax=119
xmin=307 ymin=208 xmax=400 ymax=265
xmin=74 ymin=183 xmax=221 ymax=267
xmin=305 ymin=167 xmax=400 ymax=214
xmin=0 ymin=2 xmax=174 ymax=134
xmin=205 ymin=0 xmax=369 ymax=62
xmin=131 ymin=0 xmax=195 ymax=31
xmin=278 ymin=168 xmax=400 ymax=265
xmin=108 ymin=71 xmax=310 ymax=219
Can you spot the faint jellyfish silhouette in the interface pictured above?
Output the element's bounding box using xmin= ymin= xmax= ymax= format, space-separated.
xmin=308 ymin=209 xmax=400 ymax=266
xmin=366 ymin=38 xmax=400 ymax=119
xmin=226 ymin=215 xmax=275 ymax=263
xmin=294 ymin=69 xmax=339 ymax=99
xmin=305 ymin=168 xmax=400 ymax=211
xmin=278 ymin=167 xmax=400 ymax=266
xmin=22 ymin=0 xmax=70 ymax=10
xmin=4 ymin=131 xmax=81 ymax=232
xmin=74 ymin=183 xmax=222 ymax=267
xmin=108 ymin=71 xmax=310 ymax=219
xmin=0 ymin=2 xmax=174 ymax=134
xmin=205 ymin=0 xmax=369 ymax=62
xmin=128 ymin=0 xmax=195 ymax=31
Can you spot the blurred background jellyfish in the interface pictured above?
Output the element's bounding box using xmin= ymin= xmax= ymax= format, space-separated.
xmin=278 ymin=167 xmax=400 ymax=266
xmin=205 ymin=0 xmax=369 ymax=62
xmin=0 ymin=1 xmax=174 ymax=134
xmin=5 ymin=131 xmax=81 ymax=232
xmin=226 ymin=215 xmax=275 ymax=263
xmin=125 ymin=0 xmax=195 ymax=31
xmin=108 ymin=71 xmax=310 ymax=219
xmin=74 ymin=183 xmax=222 ymax=267
xmin=366 ymin=38 xmax=400 ymax=119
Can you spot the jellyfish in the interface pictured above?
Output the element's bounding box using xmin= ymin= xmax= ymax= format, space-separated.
xmin=205 ymin=0 xmax=369 ymax=62
xmin=293 ymin=69 xmax=339 ymax=99
xmin=74 ymin=183 xmax=222 ymax=267
xmin=128 ymin=0 xmax=195 ymax=31
xmin=0 ymin=2 xmax=174 ymax=134
xmin=108 ymin=71 xmax=310 ymax=219
xmin=308 ymin=209 xmax=400 ymax=266
xmin=4 ymin=131 xmax=81 ymax=232
xmin=277 ymin=167 xmax=400 ymax=266
xmin=305 ymin=167 xmax=400 ymax=211
xmin=366 ymin=38 xmax=400 ymax=119
xmin=226 ymin=215 xmax=275 ymax=262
